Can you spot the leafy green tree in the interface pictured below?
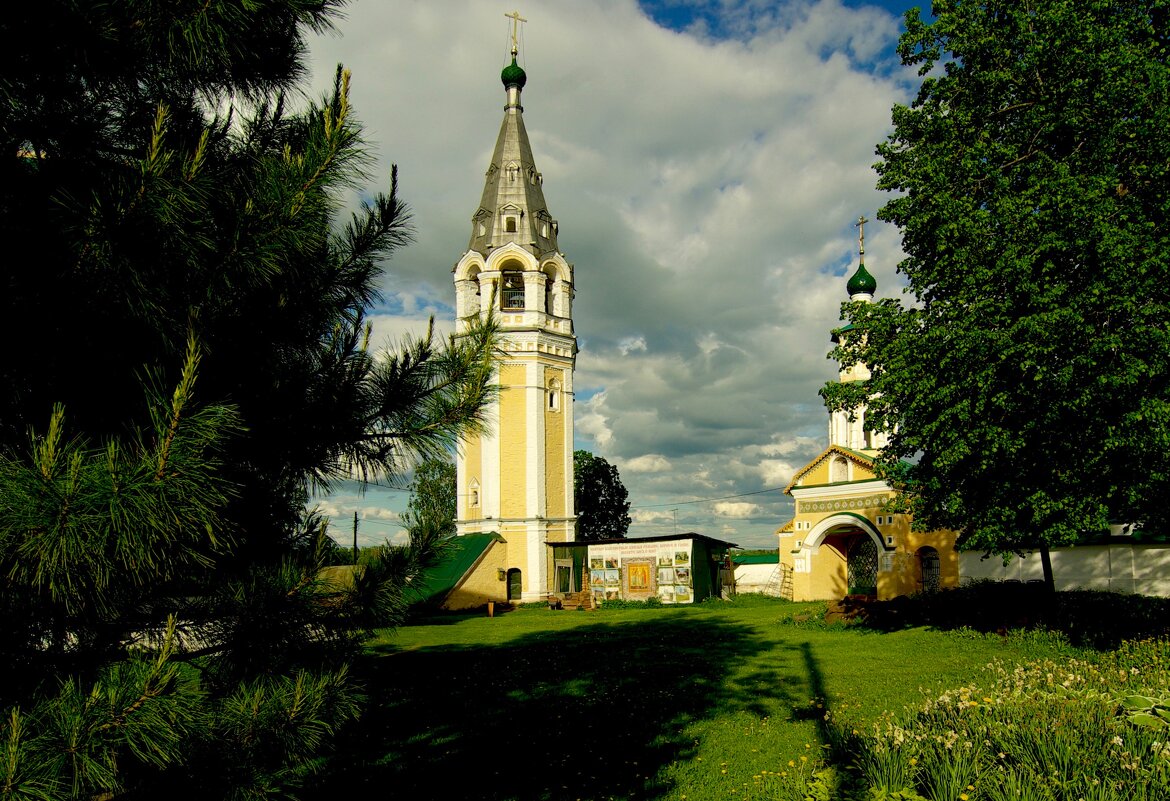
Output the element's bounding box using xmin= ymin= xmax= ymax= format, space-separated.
xmin=0 ymin=1 xmax=498 ymax=797
xmin=401 ymin=456 xmax=458 ymax=537
xmin=574 ymin=450 xmax=631 ymax=540
xmin=823 ymin=0 xmax=1170 ymax=580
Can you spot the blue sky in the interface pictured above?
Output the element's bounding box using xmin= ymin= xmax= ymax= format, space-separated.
xmin=638 ymin=0 xmax=924 ymax=40
xmin=307 ymin=0 xmax=924 ymax=549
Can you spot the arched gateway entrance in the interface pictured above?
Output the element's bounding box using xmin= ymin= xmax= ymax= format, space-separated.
xmin=801 ymin=513 xmax=887 ymax=599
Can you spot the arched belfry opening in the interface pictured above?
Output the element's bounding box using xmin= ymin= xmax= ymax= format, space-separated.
xmin=500 ymin=268 xmax=525 ymax=310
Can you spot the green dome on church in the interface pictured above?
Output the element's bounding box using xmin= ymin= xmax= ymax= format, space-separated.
xmin=847 ymin=261 xmax=877 ymax=297
xmin=501 ymin=57 xmax=527 ymax=89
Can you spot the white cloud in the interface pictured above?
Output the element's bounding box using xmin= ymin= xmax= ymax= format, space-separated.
xmin=618 ymin=336 xmax=647 ymax=355
xmin=363 ymin=507 xmax=401 ymax=522
xmin=759 ymin=459 xmax=799 ymax=487
xmin=713 ymin=501 xmax=763 ymax=519
xmin=307 ymin=0 xmax=916 ymax=550
xmin=632 ymin=508 xmax=676 ymax=525
xmin=622 ymin=454 xmax=672 ymax=473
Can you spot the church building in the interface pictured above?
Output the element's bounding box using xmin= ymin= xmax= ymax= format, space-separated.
xmin=776 ymin=220 xmax=960 ymax=601
xmin=449 ymin=20 xmax=577 ymax=604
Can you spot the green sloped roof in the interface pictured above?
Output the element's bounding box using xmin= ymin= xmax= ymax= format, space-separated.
xmin=731 ymin=553 xmax=779 ymax=565
xmin=410 ymin=533 xmax=503 ymax=606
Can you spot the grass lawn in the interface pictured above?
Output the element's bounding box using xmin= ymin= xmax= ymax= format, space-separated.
xmin=307 ymin=596 xmax=1078 ymax=801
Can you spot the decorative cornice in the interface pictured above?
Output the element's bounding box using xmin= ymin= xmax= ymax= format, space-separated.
xmin=795 ymin=493 xmax=892 ymax=514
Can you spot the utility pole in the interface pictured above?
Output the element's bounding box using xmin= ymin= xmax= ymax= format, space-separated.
xmin=353 ymin=511 xmax=359 ymax=564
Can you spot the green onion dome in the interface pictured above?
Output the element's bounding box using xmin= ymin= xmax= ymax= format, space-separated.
xmin=501 ymin=57 xmax=527 ymax=89
xmin=847 ymin=261 xmax=877 ymax=297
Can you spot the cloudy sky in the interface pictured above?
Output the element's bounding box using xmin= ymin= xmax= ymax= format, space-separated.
xmin=306 ymin=0 xmax=925 ymax=549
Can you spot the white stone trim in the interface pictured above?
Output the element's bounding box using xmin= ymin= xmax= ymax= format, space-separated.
xmin=527 ymin=361 xmax=543 ymax=518
xmin=484 ymin=241 xmax=539 ymax=272
xmin=802 ymin=513 xmax=886 ymax=556
xmin=564 ymin=369 xmax=576 ymax=529
xmin=524 ymin=521 xmax=546 ymax=601
xmin=790 ymin=479 xmax=889 ymax=501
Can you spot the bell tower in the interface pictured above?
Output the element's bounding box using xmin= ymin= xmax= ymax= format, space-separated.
xmin=452 ymin=16 xmax=577 ymax=601
xmin=829 ymin=216 xmax=888 ymax=453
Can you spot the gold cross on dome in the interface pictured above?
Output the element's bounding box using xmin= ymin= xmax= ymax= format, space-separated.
xmin=505 ymin=10 xmax=527 ymax=55
xmin=855 ymin=215 xmax=869 ymax=255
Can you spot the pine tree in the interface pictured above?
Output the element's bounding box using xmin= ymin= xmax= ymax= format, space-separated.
xmin=0 ymin=2 xmax=499 ymax=796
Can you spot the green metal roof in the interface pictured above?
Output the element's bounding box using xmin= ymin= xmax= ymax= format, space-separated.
xmin=547 ymin=531 xmax=740 ymax=550
xmin=410 ymin=533 xmax=504 ymax=606
xmin=731 ymin=553 xmax=778 ymax=565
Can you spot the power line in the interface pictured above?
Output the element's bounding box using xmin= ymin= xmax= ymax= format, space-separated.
xmin=345 ymin=517 xmax=403 ymax=529
xmin=308 ymin=478 xmax=412 ymax=498
xmin=630 ymin=486 xmax=787 ymax=510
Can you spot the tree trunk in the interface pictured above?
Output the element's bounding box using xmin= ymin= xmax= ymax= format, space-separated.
xmin=1038 ymin=543 xmax=1056 ymax=593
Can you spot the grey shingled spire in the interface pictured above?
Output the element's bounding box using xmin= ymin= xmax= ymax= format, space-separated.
xmin=466 ymin=52 xmax=560 ymax=256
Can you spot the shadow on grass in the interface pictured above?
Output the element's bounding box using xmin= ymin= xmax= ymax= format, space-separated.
xmin=791 ymin=642 xmax=830 ymax=730
xmin=855 ymin=584 xmax=1170 ymax=649
xmin=306 ymin=615 xmax=804 ymax=801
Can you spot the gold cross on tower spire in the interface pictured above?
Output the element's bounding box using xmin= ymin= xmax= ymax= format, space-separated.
xmin=505 ymin=10 xmax=527 ymax=57
xmin=855 ymin=215 xmax=869 ymax=256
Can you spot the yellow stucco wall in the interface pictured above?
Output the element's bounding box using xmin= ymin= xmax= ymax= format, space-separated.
xmin=901 ymin=528 xmax=961 ymax=593
xmin=543 ymin=365 xmax=566 ymax=536
xmin=498 ymin=363 xmax=527 ymax=519
xmin=800 ymin=459 xmax=833 ymax=486
xmin=462 ymin=435 xmax=483 ymax=522
xmin=780 ymin=469 xmax=960 ymax=601
xmin=544 ymin=522 xmax=572 ymax=543
xmin=444 ymin=541 xmax=510 ymax=610
xmin=499 ymin=523 xmax=529 ymax=592
xmin=780 ymin=522 xmax=959 ymax=601
xmin=794 ymin=452 xmax=878 ymax=488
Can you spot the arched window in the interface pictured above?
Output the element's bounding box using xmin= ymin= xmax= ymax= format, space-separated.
xmin=830 ymin=455 xmax=849 ymax=483
xmin=469 ymin=479 xmax=480 ymax=508
xmin=542 ymin=265 xmax=558 ymax=316
xmin=463 ymin=266 xmax=482 ymax=316
xmin=501 ymin=271 xmax=525 ymax=309
xmin=547 ymin=378 xmax=560 ymax=412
